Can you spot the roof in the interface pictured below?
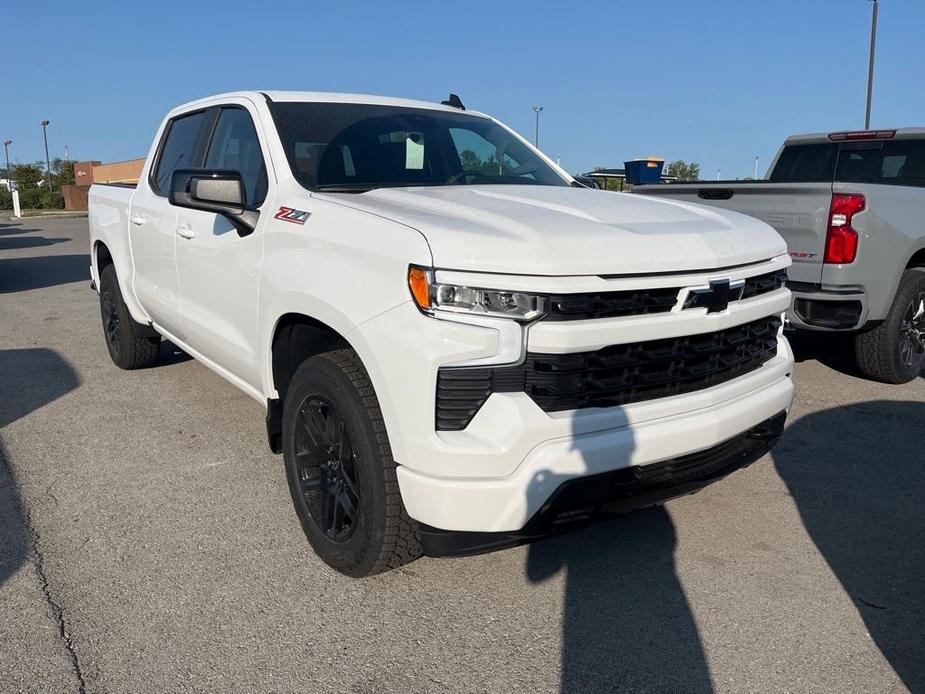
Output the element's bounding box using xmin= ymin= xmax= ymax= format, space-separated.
xmin=171 ymin=90 xmax=487 ymax=118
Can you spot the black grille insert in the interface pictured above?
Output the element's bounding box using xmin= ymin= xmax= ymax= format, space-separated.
xmin=436 ymin=315 xmax=781 ymax=430
xmin=542 ymin=268 xmax=786 ymax=321
xmin=545 ymin=287 xmax=680 ymax=321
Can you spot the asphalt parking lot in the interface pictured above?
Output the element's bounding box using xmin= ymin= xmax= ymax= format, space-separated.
xmin=1 ymin=215 xmax=923 ymax=694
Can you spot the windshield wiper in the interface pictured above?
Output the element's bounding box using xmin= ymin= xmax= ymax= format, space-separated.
xmin=313 ymin=184 xmax=377 ymax=194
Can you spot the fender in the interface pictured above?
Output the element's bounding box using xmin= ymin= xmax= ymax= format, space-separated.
xmin=259 ymin=293 xmax=410 ymax=463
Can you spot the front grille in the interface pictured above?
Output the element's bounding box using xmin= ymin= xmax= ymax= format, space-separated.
xmin=541 ymin=268 xmax=786 ymax=321
xmin=544 ymin=287 xmax=680 ymax=321
xmin=741 ymin=269 xmax=788 ymax=300
xmin=436 ymin=315 xmax=781 ymax=430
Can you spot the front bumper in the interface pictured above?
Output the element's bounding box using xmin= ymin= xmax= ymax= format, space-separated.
xmin=420 ymin=411 xmax=786 ymax=557
xmin=395 ymin=366 xmax=792 ymax=534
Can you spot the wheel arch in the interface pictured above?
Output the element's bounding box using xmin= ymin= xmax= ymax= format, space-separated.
xmin=908 ymin=245 xmax=925 ymax=270
xmin=264 ymin=309 xmax=398 ymax=456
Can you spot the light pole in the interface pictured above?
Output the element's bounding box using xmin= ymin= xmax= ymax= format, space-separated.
xmin=532 ymin=105 xmax=543 ymax=148
xmin=754 ymin=156 xmax=759 ymax=180
xmin=3 ymin=140 xmax=12 ymax=194
xmin=865 ymin=0 xmax=879 ymax=129
xmin=41 ymin=120 xmax=52 ymax=192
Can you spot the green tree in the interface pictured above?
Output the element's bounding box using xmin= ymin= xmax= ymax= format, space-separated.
xmin=459 ymin=149 xmax=483 ymax=171
xmin=666 ymin=160 xmax=701 ymax=181
xmin=52 ymin=158 xmax=75 ymax=186
xmin=10 ymin=162 xmax=44 ymax=189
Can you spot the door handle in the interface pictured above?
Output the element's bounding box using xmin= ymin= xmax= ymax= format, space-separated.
xmin=130 ymin=215 xmax=146 ymax=226
xmin=176 ymin=224 xmax=196 ymax=240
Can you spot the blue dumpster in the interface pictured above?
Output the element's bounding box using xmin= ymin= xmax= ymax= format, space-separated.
xmin=623 ymin=159 xmax=665 ymax=185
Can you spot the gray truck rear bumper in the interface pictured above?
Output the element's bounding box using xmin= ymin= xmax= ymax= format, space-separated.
xmin=787 ymin=282 xmax=869 ymax=331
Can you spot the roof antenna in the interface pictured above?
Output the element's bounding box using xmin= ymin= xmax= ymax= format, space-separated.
xmin=441 ymin=93 xmax=465 ymax=110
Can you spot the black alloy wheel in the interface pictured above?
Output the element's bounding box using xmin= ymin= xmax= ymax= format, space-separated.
xmin=899 ymin=291 xmax=925 ymax=368
xmin=281 ymin=349 xmax=422 ymax=577
xmin=293 ymin=395 xmax=360 ymax=542
xmin=100 ymin=285 xmax=122 ymax=361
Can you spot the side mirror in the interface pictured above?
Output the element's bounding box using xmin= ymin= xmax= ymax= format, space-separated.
xmin=169 ymin=169 xmax=258 ymax=236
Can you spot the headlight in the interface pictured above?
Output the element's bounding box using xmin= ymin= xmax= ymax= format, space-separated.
xmin=408 ymin=266 xmax=546 ymax=321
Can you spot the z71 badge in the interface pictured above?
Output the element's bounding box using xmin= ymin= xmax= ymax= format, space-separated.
xmin=274 ymin=206 xmax=311 ymax=224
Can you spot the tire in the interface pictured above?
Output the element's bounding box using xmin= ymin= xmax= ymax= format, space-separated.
xmin=282 ymin=349 xmax=422 ymax=577
xmin=98 ymin=264 xmax=160 ymax=370
xmin=854 ymin=270 xmax=925 ymax=383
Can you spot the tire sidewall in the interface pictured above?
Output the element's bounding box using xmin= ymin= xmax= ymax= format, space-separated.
xmin=282 ymin=355 xmax=390 ymax=577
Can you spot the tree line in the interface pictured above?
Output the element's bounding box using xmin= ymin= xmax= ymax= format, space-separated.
xmin=1 ymin=159 xmax=74 ymax=210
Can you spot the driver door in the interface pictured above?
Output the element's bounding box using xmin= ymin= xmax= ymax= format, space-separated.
xmin=175 ymin=104 xmax=270 ymax=389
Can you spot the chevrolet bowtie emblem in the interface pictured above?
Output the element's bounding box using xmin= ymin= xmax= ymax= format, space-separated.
xmin=684 ymin=278 xmax=746 ymax=313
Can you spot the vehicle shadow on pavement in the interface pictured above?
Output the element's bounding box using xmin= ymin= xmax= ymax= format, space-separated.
xmin=159 ymin=340 xmax=193 ymax=366
xmin=0 ymin=254 xmax=89 ymax=294
xmin=788 ymin=331 xmax=864 ymax=378
xmin=0 ymin=348 xmax=80 ymax=588
xmin=772 ymin=401 xmax=925 ymax=692
xmin=0 ymin=220 xmax=42 ymax=234
xmin=0 ymin=236 xmax=70 ymax=251
xmin=526 ymin=509 xmax=711 ymax=693
xmin=524 ymin=409 xmax=713 ymax=694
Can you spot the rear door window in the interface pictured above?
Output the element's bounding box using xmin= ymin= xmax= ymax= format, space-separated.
xmin=878 ymin=139 xmax=925 ymax=188
xmin=769 ymin=143 xmax=838 ymax=182
xmin=151 ymin=110 xmax=208 ymax=194
xmin=834 ymin=142 xmax=883 ymax=183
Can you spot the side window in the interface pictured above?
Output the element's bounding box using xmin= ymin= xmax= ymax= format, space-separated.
xmin=205 ymin=108 xmax=268 ymax=207
xmin=769 ymin=143 xmax=838 ymax=183
xmin=879 ymin=139 xmax=925 ymax=188
xmin=834 ymin=142 xmax=882 ymax=184
xmin=152 ymin=111 xmax=207 ymax=193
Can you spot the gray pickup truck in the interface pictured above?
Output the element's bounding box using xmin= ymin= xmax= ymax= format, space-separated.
xmin=636 ymin=128 xmax=925 ymax=383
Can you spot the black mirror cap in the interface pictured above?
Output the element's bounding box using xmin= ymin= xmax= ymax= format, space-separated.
xmin=169 ymin=169 xmax=257 ymax=236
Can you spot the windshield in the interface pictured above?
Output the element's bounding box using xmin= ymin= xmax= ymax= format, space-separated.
xmin=269 ymin=102 xmax=569 ymax=192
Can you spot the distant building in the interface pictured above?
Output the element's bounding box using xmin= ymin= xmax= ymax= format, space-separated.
xmin=62 ymin=157 xmax=145 ymax=210
xmin=92 ymin=158 xmax=144 ymax=184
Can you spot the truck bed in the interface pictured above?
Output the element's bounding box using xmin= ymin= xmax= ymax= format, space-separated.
xmin=634 ymin=181 xmax=834 ymax=287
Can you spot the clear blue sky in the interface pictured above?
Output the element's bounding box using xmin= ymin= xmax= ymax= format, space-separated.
xmin=6 ymin=0 xmax=924 ymax=179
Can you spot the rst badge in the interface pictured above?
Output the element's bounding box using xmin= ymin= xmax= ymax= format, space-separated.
xmin=274 ymin=206 xmax=311 ymax=225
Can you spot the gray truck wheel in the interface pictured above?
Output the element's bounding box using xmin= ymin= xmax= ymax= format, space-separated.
xmin=855 ymin=270 xmax=925 ymax=383
xmin=98 ymin=265 xmax=161 ymax=370
xmin=281 ymin=349 xmax=422 ymax=577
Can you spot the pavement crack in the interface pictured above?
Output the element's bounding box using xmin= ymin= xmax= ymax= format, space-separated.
xmin=22 ymin=503 xmax=88 ymax=693
xmin=855 ymin=596 xmax=887 ymax=610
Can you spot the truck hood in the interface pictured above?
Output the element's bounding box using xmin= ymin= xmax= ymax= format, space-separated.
xmin=324 ymin=185 xmax=787 ymax=276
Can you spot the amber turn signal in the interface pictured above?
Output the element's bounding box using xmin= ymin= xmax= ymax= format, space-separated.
xmin=408 ymin=266 xmax=432 ymax=310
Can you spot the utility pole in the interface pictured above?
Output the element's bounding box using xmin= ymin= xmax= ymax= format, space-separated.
xmin=754 ymin=156 xmax=759 ymax=180
xmin=865 ymin=0 xmax=879 ymax=129
xmin=41 ymin=120 xmax=53 ymax=192
xmin=532 ymin=105 xmax=543 ymax=148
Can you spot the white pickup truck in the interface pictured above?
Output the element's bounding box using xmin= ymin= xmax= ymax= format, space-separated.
xmin=89 ymin=91 xmax=794 ymax=577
